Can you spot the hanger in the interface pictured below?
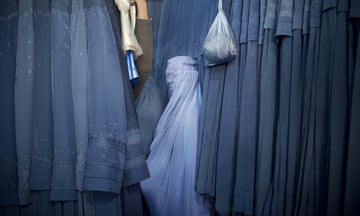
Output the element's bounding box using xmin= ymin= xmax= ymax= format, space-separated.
xmin=115 ymin=0 xmax=143 ymax=87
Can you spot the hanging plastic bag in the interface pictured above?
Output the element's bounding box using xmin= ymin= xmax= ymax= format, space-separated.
xmin=202 ymin=0 xmax=237 ymax=67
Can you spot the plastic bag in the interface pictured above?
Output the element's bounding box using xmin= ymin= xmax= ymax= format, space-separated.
xmin=202 ymin=0 xmax=237 ymax=67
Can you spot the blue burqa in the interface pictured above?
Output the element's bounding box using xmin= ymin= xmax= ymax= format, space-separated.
xmin=141 ymin=56 xmax=209 ymax=216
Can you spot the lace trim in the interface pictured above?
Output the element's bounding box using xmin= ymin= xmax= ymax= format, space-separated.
xmin=51 ymin=162 xmax=76 ymax=189
xmin=125 ymin=128 xmax=147 ymax=169
xmin=88 ymin=134 xmax=126 ymax=152
xmin=88 ymin=123 xmax=127 ymax=152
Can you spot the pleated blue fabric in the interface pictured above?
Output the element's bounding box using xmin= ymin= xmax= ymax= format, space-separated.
xmin=0 ymin=0 xmax=19 ymax=206
xmin=1 ymin=0 xmax=149 ymax=215
xmin=30 ymin=0 xmax=54 ymax=191
xmin=255 ymin=29 xmax=278 ymax=216
xmin=1 ymin=0 xmax=360 ymax=215
xmin=271 ymin=0 xmax=294 ymax=214
xmin=326 ymin=2 xmax=350 ymax=215
xmin=15 ymin=0 xmax=34 ymax=205
xmin=215 ymin=0 xmax=242 ymax=213
xmin=82 ymin=0 xmax=128 ymax=193
xmin=50 ymin=0 xmax=77 ymax=201
xmin=283 ymin=0 xmax=305 ymax=215
xmin=232 ymin=0 xmax=260 ymax=213
xmin=344 ymin=21 xmax=360 ymax=216
xmin=71 ymin=0 xmax=89 ymax=192
xmin=255 ymin=0 xmax=279 ymax=214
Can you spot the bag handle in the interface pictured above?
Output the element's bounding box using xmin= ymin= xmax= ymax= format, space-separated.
xmin=218 ymin=0 xmax=223 ymax=10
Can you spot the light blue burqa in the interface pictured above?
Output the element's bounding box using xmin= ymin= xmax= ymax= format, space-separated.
xmin=141 ymin=56 xmax=209 ymax=216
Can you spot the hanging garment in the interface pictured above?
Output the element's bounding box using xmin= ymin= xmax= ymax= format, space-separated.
xmin=313 ymin=0 xmax=334 ymax=214
xmin=195 ymin=64 xmax=227 ymax=206
xmin=283 ymin=0 xmax=305 ymax=215
xmin=215 ymin=0 xmax=242 ymax=213
xmin=0 ymin=0 xmax=19 ymax=206
xmin=30 ymin=0 xmax=54 ymax=191
xmin=231 ymin=0 xmax=260 ymax=214
xmin=295 ymin=0 xmax=322 ymax=214
xmin=326 ymin=1 xmax=351 ymax=215
xmin=215 ymin=5 xmax=247 ymax=214
xmin=109 ymin=0 xmax=150 ymax=188
xmin=1 ymin=0 xmax=149 ymax=215
xmin=272 ymin=36 xmax=293 ymax=216
xmin=344 ymin=20 xmax=360 ymax=216
xmin=15 ymin=0 xmax=34 ymax=205
xmin=50 ymin=0 xmax=77 ymax=201
xmin=82 ymin=1 xmax=149 ymax=214
xmin=135 ymin=76 xmax=164 ymax=155
xmin=71 ymin=0 xmax=89 ymax=192
xmin=343 ymin=5 xmax=360 ymax=216
xmin=292 ymin=2 xmax=310 ymax=215
xmin=271 ymin=0 xmax=294 ymax=214
xmin=141 ymin=56 xmax=209 ymax=216
xmin=255 ymin=0 xmax=279 ymax=214
xmin=82 ymin=0 xmax=128 ymax=192
xmin=195 ymin=0 xmax=232 ymax=204
xmin=255 ymin=30 xmax=278 ymax=216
